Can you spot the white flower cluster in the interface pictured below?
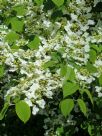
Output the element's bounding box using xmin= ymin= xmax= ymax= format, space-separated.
xmin=1 ymin=39 xmax=62 ymax=115
xmin=95 ymin=86 xmax=102 ymax=97
xmin=0 ymin=0 xmax=102 ymax=119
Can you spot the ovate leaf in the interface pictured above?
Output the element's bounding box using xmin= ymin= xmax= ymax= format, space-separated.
xmin=62 ymin=82 xmax=79 ymax=98
xmin=5 ymin=31 xmax=19 ymax=44
xmin=77 ymin=99 xmax=87 ymax=116
xmin=10 ymin=17 xmax=24 ymax=32
xmin=52 ymin=0 xmax=64 ymax=7
xmin=27 ymin=36 xmax=40 ymax=50
xmin=15 ymin=100 xmax=31 ymax=123
xmin=65 ymin=66 xmax=76 ymax=82
xmin=60 ymin=99 xmax=74 ymax=117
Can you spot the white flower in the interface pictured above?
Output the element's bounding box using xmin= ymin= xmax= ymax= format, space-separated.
xmin=36 ymin=99 xmax=46 ymax=109
xmin=35 ymin=51 xmax=41 ymax=58
xmin=88 ymin=20 xmax=95 ymax=25
xmin=87 ymin=77 xmax=95 ymax=84
xmin=54 ymin=44 xmax=60 ymax=50
xmin=64 ymin=21 xmax=72 ymax=32
xmin=19 ymin=58 xmax=27 ymax=66
xmin=76 ymin=0 xmax=81 ymax=4
xmin=32 ymin=105 xmax=39 ymax=115
xmin=34 ymin=60 xmax=42 ymax=66
xmin=71 ymin=13 xmax=77 ymax=21
xmin=5 ymin=54 xmax=14 ymax=65
xmin=94 ymin=60 xmax=102 ymax=67
xmin=43 ymin=20 xmax=51 ymax=28
xmin=62 ymin=53 xmax=67 ymax=58
xmin=25 ymin=98 xmax=33 ymax=107
xmin=98 ymin=92 xmax=102 ymax=97
xmin=44 ymin=90 xmax=53 ymax=98
xmin=95 ymin=86 xmax=102 ymax=93
xmin=95 ymin=86 xmax=102 ymax=97
xmin=84 ymin=44 xmax=90 ymax=52
xmin=29 ymin=83 xmax=39 ymax=92
xmin=80 ymin=25 xmax=89 ymax=31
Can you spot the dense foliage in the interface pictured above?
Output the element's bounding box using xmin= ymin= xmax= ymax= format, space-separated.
xmin=0 ymin=0 xmax=102 ymax=135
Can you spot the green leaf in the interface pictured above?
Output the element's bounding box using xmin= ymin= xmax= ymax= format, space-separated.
xmin=62 ymin=82 xmax=79 ymax=98
xmin=11 ymin=45 xmax=20 ymax=50
xmin=88 ymin=125 xmax=94 ymax=136
xmin=0 ymin=103 xmax=9 ymax=120
xmin=35 ymin=0 xmax=44 ymax=5
xmin=52 ymin=0 xmax=64 ymax=7
xmin=43 ymin=60 xmax=57 ymax=69
xmin=13 ymin=96 xmax=20 ymax=104
xmin=12 ymin=5 xmax=26 ymax=16
xmin=89 ymin=49 xmax=96 ymax=63
xmin=90 ymin=44 xmax=100 ymax=52
xmin=10 ymin=17 xmax=24 ymax=32
xmin=65 ymin=66 xmax=76 ymax=81
xmin=83 ymin=89 xmax=93 ymax=105
xmin=77 ymin=99 xmax=87 ymax=116
xmin=5 ymin=31 xmax=19 ymax=44
xmin=99 ymin=74 xmax=102 ymax=86
xmin=0 ymin=65 xmax=4 ymax=78
xmin=56 ymin=127 xmax=64 ymax=135
xmin=60 ymin=64 xmax=67 ymax=77
xmin=99 ymin=45 xmax=102 ymax=52
xmin=15 ymin=100 xmax=31 ymax=123
xmin=86 ymin=62 xmax=97 ymax=73
xmin=51 ymin=52 xmax=60 ymax=61
xmin=60 ymin=99 xmax=74 ymax=117
xmin=27 ymin=36 xmax=40 ymax=50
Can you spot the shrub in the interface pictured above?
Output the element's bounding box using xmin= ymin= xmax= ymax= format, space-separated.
xmin=0 ymin=0 xmax=102 ymax=135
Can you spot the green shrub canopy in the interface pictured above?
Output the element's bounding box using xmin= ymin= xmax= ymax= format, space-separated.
xmin=0 ymin=0 xmax=102 ymax=135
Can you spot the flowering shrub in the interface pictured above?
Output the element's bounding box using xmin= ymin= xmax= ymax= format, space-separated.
xmin=0 ymin=0 xmax=102 ymax=135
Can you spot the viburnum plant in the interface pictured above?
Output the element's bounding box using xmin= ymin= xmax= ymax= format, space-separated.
xmin=0 ymin=0 xmax=102 ymax=135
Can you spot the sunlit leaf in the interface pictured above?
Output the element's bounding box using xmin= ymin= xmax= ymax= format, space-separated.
xmin=65 ymin=66 xmax=76 ymax=81
xmin=77 ymin=99 xmax=87 ymax=116
xmin=5 ymin=31 xmax=19 ymax=44
xmin=89 ymin=49 xmax=96 ymax=63
xmin=27 ymin=36 xmax=40 ymax=50
xmin=10 ymin=17 xmax=24 ymax=32
xmin=15 ymin=100 xmax=31 ymax=123
xmin=60 ymin=99 xmax=74 ymax=117
xmin=60 ymin=64 xmax=67 ymax=77
xmin=63 ymin=82 xmax=79 ymax=98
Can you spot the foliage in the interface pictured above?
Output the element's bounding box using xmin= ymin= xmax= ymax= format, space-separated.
xmin=0 ymin=0 xmax=102 ymax=135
